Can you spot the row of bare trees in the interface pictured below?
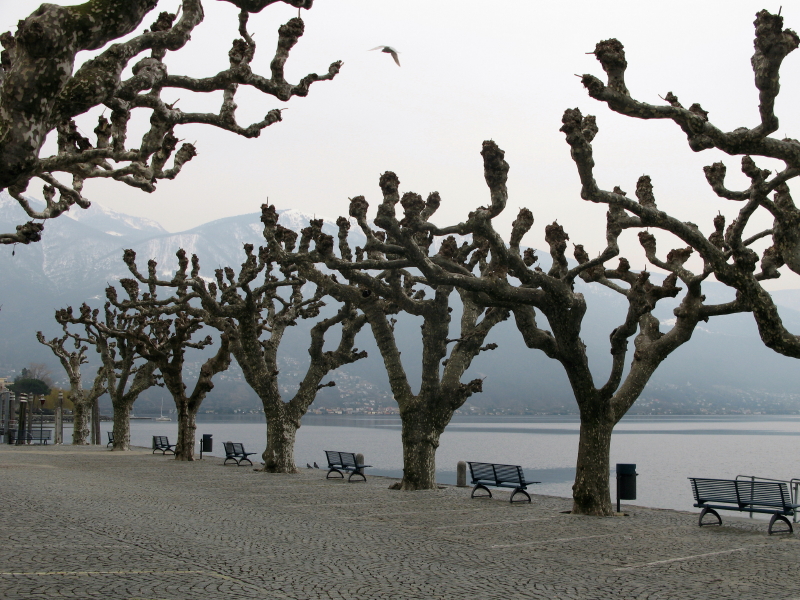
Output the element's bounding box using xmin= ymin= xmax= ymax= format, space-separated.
xmin=23 ymin=7 xmax=800 ymax=517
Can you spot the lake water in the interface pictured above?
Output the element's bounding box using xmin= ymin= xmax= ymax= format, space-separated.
xmin=86 ymin=414 xmax=800 ymax=513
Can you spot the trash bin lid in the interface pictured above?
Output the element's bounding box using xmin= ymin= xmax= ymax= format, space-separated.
xmin=616 ymin=463 xmax=637 ymax=475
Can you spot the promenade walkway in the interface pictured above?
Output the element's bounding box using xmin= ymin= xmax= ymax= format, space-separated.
xmin=0 ymin=445 xmax=798 ymax=599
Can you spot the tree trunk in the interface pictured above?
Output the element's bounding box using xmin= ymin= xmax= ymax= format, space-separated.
xmin=392 ymin=408 xmax=443 ymax=491
xmin=174 ymin=403 xmax=197 ymax=461
xmin=72 ymin=401 xmax=90 ymax=445
xmin=110 ymin=402 xmax=131 ymax=451
xmin=92 ymin=395 xmax=101 ymax=445
xmin=572 ymin=416 xmax=615 ymax=516
xmin=263 ymin=416 xmax=298 ymax=473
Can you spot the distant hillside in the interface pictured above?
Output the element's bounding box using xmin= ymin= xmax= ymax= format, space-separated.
xmin=2 ymin=192 xmax=800 ymax=415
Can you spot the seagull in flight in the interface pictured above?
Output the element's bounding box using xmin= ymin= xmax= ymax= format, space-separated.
xmin=370 ymin=46 xmax=400 ymax=66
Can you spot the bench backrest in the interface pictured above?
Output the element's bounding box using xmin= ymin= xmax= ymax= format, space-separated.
xmin=223 ymin=441 xmax=234 ymax=455
xmin=230 ymin=443 xmax=246 ymax=455
xmin=153 ymin=436 xmax=169 ymax=447
xmin=108 ymin=432 xmax=114 ymax=442
xmin=690 ymin=477 xmax=793 ymax=509
xmin=468 ymin=462 xmax=524 ymax=485
xmin=30 ymin=430 xmax=51 ymax=439
xmin=325 ymin=450 xmax=358 ymax=468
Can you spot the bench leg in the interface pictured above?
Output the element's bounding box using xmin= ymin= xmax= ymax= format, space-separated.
xmin=768 ymin=514 xmax=793 ymax=535
xmin=239 ymin=457 xmax=253 ymax=466
xmin=223 ymin=457 xmax=238 ymax=466
xmin=327 ymin=468 xmax=344 ymax=479
xmin=347 ymin=469 xmax=367 ymax=483
xmin=471 ymin=484 xmax=492 ymax=499
xmin=509 ymin=487 xmax=531 ymax=503
xmin=698 ymin=507 xmax=722 ymax=527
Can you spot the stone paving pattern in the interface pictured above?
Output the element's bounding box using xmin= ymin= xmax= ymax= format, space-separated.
xmin=0 ymin=445 xmax=799 ymax=599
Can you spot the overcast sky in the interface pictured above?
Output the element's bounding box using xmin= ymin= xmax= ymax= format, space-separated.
xmin=4 ymin=0 xmax=799 ymax=289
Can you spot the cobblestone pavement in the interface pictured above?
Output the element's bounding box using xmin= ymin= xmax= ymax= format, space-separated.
xmin=1 ymin=446 xmax=799 ymax=600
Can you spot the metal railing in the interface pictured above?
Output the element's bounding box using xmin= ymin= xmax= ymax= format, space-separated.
xmin=736 ymin=474 xmax=800 ymax=522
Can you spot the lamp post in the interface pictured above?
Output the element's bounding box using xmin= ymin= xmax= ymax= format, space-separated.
xmin=16 ymin=394 xmax=27 ymax=445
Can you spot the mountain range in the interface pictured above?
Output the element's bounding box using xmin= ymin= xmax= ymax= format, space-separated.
xmin=2 ymin=191 xmax=800 ymax=415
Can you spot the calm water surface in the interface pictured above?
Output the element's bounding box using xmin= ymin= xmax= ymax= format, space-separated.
xmin=89 ymin=414 xmax=800 ymax=513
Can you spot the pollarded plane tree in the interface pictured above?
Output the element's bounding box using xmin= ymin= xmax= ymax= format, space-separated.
xmin=122 ymin=240 xmax=369 ymax=472
xmin=333 ymin=141 xmax=748 ymax=514
xmin=571 ymin=9 xmax=800 ymax=361
xmin=105 ymin=258 xmax=231 ymax=461
xmin=0 ymin=0 xmax=341 ymax=244
xmin=56 ymin=302 xmax=159 ymax=451
xmin=36 ymin=326 xmax=107 ymax=445
xmin=268 ymin=206 xmax=510 ymax=490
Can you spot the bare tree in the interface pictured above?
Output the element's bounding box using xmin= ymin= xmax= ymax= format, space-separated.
xmin=36 ymin=327 xmax=106 ymax=444
xmin=275 ymin=209 xmax=509 ymax=490
xmin=0 ymin=0 xmax=340 ymax=244
xmin=122 ymin=242 xmax=368 ymax=472
xmin=106 ymin=260 xmax=231 ymax=460
xmin=56 ymin=302 xmax=159 ymax=450
xmin=571 ymin=9 xmax=800 ymax=362
xmin=23 ymin=363 xmax=55 ymax=388
xmin=315 ymin=141 xmax=748 ymax=513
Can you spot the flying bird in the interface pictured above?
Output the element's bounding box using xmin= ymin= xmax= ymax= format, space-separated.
xmin=370 ymin=46 xmax=400 ymax=66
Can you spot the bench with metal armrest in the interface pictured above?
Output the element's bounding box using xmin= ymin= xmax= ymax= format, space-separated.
xmin=324 ymin=450 xmax=371 ymax=482
xmin=689 ymin=477 xmax=798 ymax=534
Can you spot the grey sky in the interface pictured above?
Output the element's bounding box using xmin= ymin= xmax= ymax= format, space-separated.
xmin=4 ymin=0 xmax=798 ymax=289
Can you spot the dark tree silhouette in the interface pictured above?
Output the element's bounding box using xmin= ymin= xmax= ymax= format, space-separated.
xmin=307 ymin=141 xmax=748 ymax=514
xmin=272 ymin=208 xmax=508 ymax=490
xmin=56 ymin=302 xmax=159 ymax=450
xmin=37 ymin=326 xmax=107 ymax=444
xmin=570 ymin=9 xmax=800 ymax=362
xmin=121 ymin=241 xmax=369 ymax=472
xmin=106 ymin=255 xmax=232 ymax=461
xmin=0 ymin=0 xmax=340 ymax=244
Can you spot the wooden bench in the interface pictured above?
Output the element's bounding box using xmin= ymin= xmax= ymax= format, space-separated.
xmin=689 ymin=477 xmax=798 ymax=534
xmin=152 ymin=435 xmax=175 ymax=455
xmin=324 ymin=450 xmax=371 ymax=482
xmin=107 ymin=431 xmax=114 ymax=448
xmin=468 ymin=461 xmax=540 ymax=503
xmin=223 ymin=442 xmax=256 ymax=466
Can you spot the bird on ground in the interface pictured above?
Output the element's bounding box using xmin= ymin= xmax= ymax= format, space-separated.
xmin=313 ymin=462 xmax=320 ymax=468
xmin=306 ymin=463 xmax=312 ymax=469
xmin=370 ymin=46 xmax=400 ymax=66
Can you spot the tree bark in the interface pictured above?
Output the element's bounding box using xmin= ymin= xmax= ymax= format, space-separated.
xmin=110 ymin=398 xmax=132 ymax=451
xmin=71 ymin=399 xmax=90 ymax=445
xmin=392 ymin=406 xmax=444 ymax=490
xmin=92 ymin=395 xmax=100 ymax=445
xmin=571 ymin=415 xmax=614 ymax=516
xmin=263 ymin=414 xmax=299 ymax=473
xmin=174 ymin=403 xmax=197 ymax=461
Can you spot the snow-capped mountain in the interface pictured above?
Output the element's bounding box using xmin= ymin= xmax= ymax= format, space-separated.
xmin=3 ymin=194 xmax=800 ymax=414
